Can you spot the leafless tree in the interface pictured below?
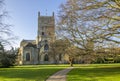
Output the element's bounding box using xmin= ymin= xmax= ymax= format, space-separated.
xmin=48 ymin=39 xmax=71 ymax=64
xmin=0 ymin=0 xmax=16 ymax=46
xmin=57 ymin=0 xmax=120 ymax=62
xmin=65 ymin=46 xmax=81 ymax=66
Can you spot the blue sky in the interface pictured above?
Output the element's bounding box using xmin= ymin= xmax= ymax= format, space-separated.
xmin=5 ymin=0 xmax=66 ymax=48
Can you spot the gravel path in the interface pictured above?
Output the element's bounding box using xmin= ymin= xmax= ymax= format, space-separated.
xmin=46 ymin=67 xmax=73 ymax=81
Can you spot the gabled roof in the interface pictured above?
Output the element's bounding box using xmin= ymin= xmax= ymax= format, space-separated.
xmin=21 ymin=40 xmax=35 ymax=43
xmin=25 ymin=42 xmax=36 ymax=48
xmin=20 ymin=39 xmax=36 ymax=47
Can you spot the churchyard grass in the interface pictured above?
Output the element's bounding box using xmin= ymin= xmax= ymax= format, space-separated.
xmin=67 ymin=63 xmax=120 ymax=81
xmin=0 ymin=64 xmax=69 ymax=81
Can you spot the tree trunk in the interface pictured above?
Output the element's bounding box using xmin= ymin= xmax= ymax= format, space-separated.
xmin=69 ymin=57 xmax=73 ymax=67
xmin=70 ymin=61 xmax=73 ymax=67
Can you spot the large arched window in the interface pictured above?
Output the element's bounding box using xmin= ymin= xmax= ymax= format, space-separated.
xmin=26 ymin=53 xmax=30 ymax=61
xmin=44 ymin=44 xmax=49 ymax=51
xmin=44 ymin=54 xmax=49 ymax=61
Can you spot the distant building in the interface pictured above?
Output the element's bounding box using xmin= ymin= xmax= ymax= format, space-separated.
xmin=18 ymin=12 xmax=64 ymax=65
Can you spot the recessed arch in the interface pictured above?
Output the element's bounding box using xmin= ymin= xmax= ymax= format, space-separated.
xmin=26 ymin=53 xmax=30 ymax=61
xmin=44 ymin=44 xmax=49 ymax=51
xmin=44 ymin=54 xmax=49 ymax=61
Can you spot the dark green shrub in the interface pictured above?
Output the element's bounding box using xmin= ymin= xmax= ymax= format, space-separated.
xmin=0 ymin=52 xmax=17 ymax=68
xmin=94 ymin=57 xmax=105 ymax=63
xmin=0 ymin=43 xmax=17 ymax=68
xmin=114 ymin=56 xmax=120 ymax=63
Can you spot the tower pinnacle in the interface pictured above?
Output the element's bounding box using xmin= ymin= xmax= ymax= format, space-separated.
xmin=38 ymin=11 xmax=40 ymax=17
xmin=52 ymin=12 xmax=54 ymax=17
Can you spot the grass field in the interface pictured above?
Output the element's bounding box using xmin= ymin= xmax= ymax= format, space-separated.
xmin=0 ymin=65 xmax=69 ymax=81
xmin=1 ymin=64 xmax=120 ymax=81
xmin=67 ymin=64 xmax=120 ymax=81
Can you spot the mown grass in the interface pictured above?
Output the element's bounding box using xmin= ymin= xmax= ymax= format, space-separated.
xmin=67 ymin=64 xmax=120 ymax=81
xmin=0 ymin=64 xmax=69 ymax=81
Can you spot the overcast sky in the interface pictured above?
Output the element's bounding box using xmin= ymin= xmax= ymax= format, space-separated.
xmin=5 ymin=0 xmax=66 ymax=48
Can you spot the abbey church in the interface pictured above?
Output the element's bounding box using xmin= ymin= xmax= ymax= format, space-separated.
xmin=18 ymin=12 xmax=65 ymax=65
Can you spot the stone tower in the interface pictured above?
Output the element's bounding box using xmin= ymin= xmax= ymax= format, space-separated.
xmin=36 ymin=12 xmax=55 ymax=64
xmin=18 ymin=12 xmax=56 ymax=65
xmin=36 ymin=12 xmax=55 ymax=46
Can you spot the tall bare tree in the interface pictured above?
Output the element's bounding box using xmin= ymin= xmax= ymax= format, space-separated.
xmin=48 ymin=39 xmax=71 ymax=64
xmin=65 ymin=46 xmax=81 ymax=66
xmin=0 ymin=0 xmax=16 ymax=46
xmin=57 ymin=0 xmax=120 ymax=61
xmin=0 ymin=0 xmax=17 ymax=67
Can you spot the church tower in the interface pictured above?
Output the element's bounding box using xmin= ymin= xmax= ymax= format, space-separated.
xmin=36 ymin=12 xmax=55 ymax=47
xmin=19 ymin=12 xmax=56 ymax=65
xmin=36 ymin=12 xmax=55 ymax=64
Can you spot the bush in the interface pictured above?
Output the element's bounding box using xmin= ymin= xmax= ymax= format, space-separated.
xmin=105 ymin=58 xmax=113 ymax=61
xmin=0 ymin=53 xmax=16 ymax=67
xmin=94 ymin=57 xmax=105 ymax=63
xmin=114 ymin=56 xmax=120 ymax=63
xmin=0 ymin=43 xmax=17 ymax=68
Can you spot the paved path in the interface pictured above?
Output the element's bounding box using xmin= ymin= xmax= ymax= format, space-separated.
xmin=46 ymin=67 xmax=74 ymax=81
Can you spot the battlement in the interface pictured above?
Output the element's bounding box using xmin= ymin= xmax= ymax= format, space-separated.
xmin=37 ymin=11 xmax=55 ymax=43
xmin=38 ymin=11 xmax=54 ymax=17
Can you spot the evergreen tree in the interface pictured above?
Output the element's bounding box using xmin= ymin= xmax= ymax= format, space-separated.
xmin=0 ymin=42 xmax=17 ymax=68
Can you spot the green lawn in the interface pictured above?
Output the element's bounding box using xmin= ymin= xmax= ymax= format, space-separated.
xmin=1 ymin=64 xmax=120 ymax=81
xmin=67 ymin=64 xmax=120 ymax=81
xmin=0 ymin=64 xmax=69 ymax=81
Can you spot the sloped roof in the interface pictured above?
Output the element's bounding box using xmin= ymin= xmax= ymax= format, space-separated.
xmin=25 ymin=42 xmax=36 ymax=48
xmin=20 ymin=39 xmax=36 ymax=47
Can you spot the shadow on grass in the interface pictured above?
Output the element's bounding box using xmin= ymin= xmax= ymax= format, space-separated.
xmin=14 ymin=64 xmax=70 ymax=68
xmin=0 ymin=68 xmax=63 ymax=81
xmin=68 ymin=66 xmax=120 ymax=81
